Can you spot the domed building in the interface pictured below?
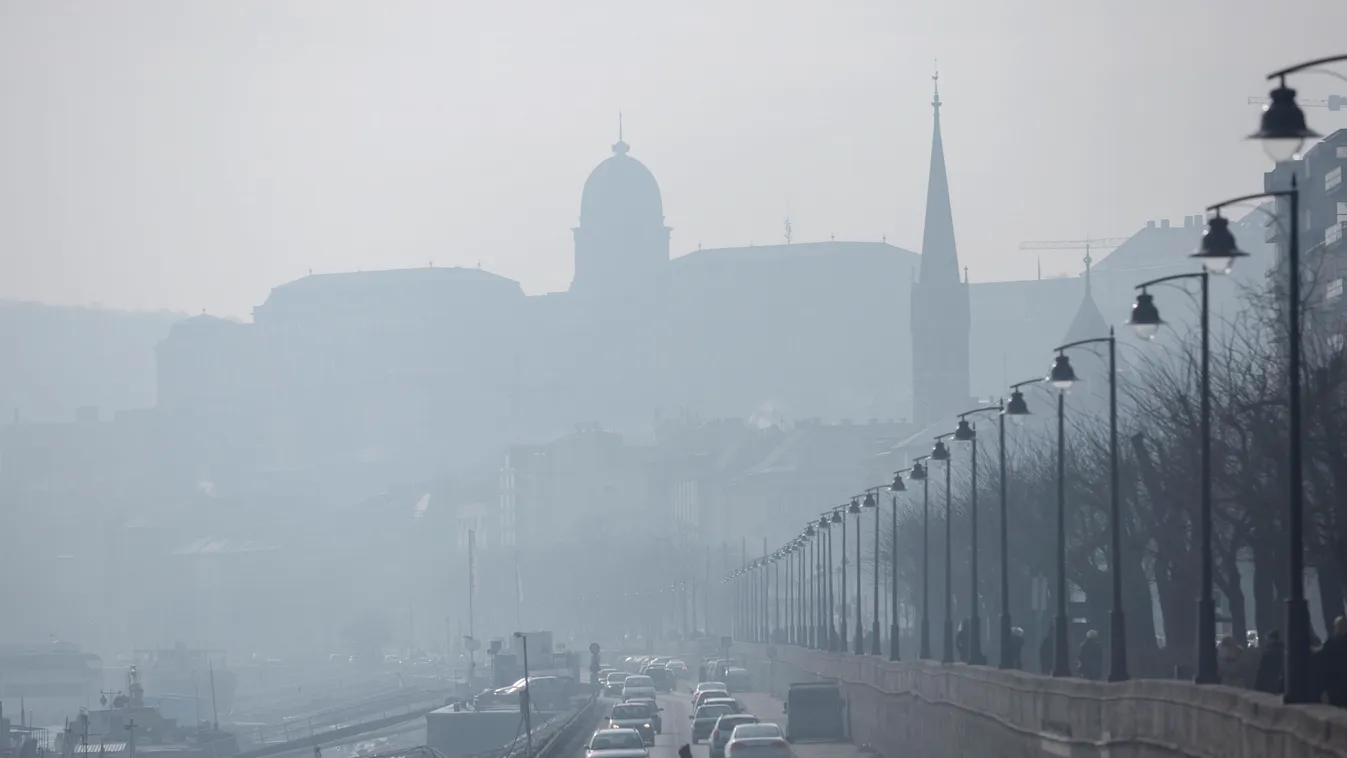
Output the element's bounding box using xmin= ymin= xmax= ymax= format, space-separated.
xmin=572 ymin=137 xmax=671 ymax=295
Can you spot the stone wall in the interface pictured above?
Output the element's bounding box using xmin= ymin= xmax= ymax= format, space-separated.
xmin=732 ymin=642 xmax=1347 ymax=758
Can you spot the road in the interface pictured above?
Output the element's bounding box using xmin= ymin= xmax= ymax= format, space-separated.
xmin=579 ymin=682 xmax=877 ymax=758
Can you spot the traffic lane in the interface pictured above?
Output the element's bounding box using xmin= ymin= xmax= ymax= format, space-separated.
xmin=579 ymin=694 xmax=691 ymax=758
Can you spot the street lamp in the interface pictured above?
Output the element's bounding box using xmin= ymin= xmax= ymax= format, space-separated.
xmin=889 ymin=470 xmax=909 ymax=661
xmin=931 ymin=433 xmax=957 ymax=664
xmin=1043 ymin=355 xmax=1072 ymax=677
xmin=818 ymin=514 xmax=829 ymax=648
xmin=1129 ymin=270 xmax=1222 ymax=684
xmin=835 ymin=504 xmax=851 ymax=654
xmin=909 ymin=456 xmax=931 ymax=659
xmin=998 ymin=378 xmax=1039 ymax=668
xmin=952 ymin=404 xmax=1006 ymax=666
xmin=1207 ymin=182 xmax=1312 ymax=700
xmin=804 ymin=524 xmax=817 ymax=648
xmin=862 ymin=489 xmax=883 ymax=655
xmin=849 ymin=496 xmax=866 ymax=655
xmin=1050 ymin=326 xmax=1126 ymax=681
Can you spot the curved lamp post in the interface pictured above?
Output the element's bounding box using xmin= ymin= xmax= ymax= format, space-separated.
xmin=1050 ymin=327 xmax=1126 ymax=681
xmin=909 ymin=456 xmax=932 ymax=659
xmin=849 ymin=497 xmax=865 ymax=655
xmin=1000 ymin=380 xmax=1037 ymax=668
xmin=1128 ymin=269 xmax=1224 ymax=684
xmin=820 ymin=513 xmax=835 ymax=651
xmin=931 ymin=433 xmax=958 ymax=664
xmin=802 ymin=525 xmax=816 ymax=648
xmin=861 ymin=488 xmax=883 ymax=655
xmin=952 ymin=403 xmax=1006 ymax=666
xmin=889 ymin=470 xmax=911 ymax=661
xmin=832 ymin=508 xmax=846 ymax=651
xmin=1045 ymin=353 xmax=1074 ymax=677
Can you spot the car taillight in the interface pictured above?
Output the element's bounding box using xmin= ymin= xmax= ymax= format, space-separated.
xmin=712 ymin=730 xmax=719 ymax=740
xmin=727 ymin=743 xmax=741 ymax=750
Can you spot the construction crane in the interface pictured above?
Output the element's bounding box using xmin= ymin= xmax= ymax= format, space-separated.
xmin=1017 ymin=237 xmax=1128 ymax=279
xmin=1248 ymin=95 xmax=1346 ymax=111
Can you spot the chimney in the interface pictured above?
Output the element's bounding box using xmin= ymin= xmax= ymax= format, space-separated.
xmin=1161 ymin=219 xmax=1171 ymax=229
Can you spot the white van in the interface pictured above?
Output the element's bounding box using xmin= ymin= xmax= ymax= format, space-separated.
xmin=622 ymin=674 xmax=656 ymax=701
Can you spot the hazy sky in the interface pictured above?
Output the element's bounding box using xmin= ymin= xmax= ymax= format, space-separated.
xmin=2 ymin=0 xmax=1346 ymax=316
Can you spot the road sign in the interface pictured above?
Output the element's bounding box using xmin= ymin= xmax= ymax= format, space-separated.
xmin=589 ymin=642 xmax=601 ymax=655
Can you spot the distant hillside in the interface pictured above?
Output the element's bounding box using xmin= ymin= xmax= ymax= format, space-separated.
xmin=0 ymin=301 xmax=183 ymax=422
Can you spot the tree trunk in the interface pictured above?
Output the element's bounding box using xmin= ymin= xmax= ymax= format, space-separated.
xmin=1317 ymin=565 xmax=1343 ymax=638
xmin=1251 ymin=534 xmax=1281 ymax=638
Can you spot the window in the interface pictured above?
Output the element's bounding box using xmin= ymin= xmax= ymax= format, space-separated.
xmin=1328 ymin=278 xmax=1344 ymax=301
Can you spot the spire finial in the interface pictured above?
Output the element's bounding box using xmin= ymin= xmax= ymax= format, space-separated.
xmin=1083 ymin=241 xmax=1093 ymax=294
xmin=612 ymin=112 xmax=629 ymax=155
xmin=932 ymin=58 xmax=940 ymax=109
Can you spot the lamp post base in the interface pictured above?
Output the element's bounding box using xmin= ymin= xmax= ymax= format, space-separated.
xmin=854 ymin=626 xmax=864 ymax=657
xmin=889 ymin=623 xmax=900 ymax=661
xmin=968 ymin=615 xmax=985 ymax=665
xmin=1285 ymin=597 xmax=1314 ymax=703
xmin=840 ymin=622 xmax=849 ymax=654
xmin=1107 ymin=608 xmax=1129 ymax=682
xmin=997 ymin=613 xmax=1013 ymax=669
xmin=942 ymin=618 xmax=955 ymax=664
xmin=920 ymin=619 xmax=931 ymax=659
xmin=1195 ymin=597 xmax=1218 ymax=684
xmin=870 ymin=621 xmax=881 ymax=656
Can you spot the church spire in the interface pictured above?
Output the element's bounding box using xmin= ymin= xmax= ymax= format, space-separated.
xmin=917 ymin=62 xmax=959 ymax=286
xmin=909 ymin=64 xmax=971 ymax=425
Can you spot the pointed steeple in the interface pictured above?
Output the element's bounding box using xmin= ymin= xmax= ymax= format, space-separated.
xmin=1062 ymin=252 xmax=1108 ymax=344
xmin=918 ymin=64 xmax=960 ymax=286
xmin=909 ymin=64 xmax=971 ymax=425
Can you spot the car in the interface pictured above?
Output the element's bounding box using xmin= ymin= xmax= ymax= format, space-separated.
xmin=605 ymin=671 xmax=629 ymax=696
xmin=694 ymin=682 xmax=727 ymax=703
xmin=726 ymin=723 xmax=791 ymax=758
xmin=724 ymin=668 xmax=752 ymax=693
xmin=693 ymin=688 xmax=730 ymax=709
xmin=702 ymin=697 xmax=743 ymax=714
xmin=607 ymin=703 xmax=657 ymax=744
xmin=621 ymin=675 xmax=656 ymax=701
xmin=666 ymin=660 xmax=689 ymax=679
xmin=690 ymin=703 xmax=735 ymax=743
xmin=584 ymin=729 xmax=649 ymax=758
xmin=647 ymin=666 xmax=674 ymax=693
xmin=710 ymin=714 xmax=759 ymax=758
xmin=620 ymin=698 xmax=662 ymax=733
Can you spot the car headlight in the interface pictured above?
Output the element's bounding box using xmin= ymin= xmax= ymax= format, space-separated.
xmin=643 ymin=724 xmax=651 ymax=729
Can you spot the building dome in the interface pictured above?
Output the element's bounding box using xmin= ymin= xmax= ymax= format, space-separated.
xmin=579 ymin=140 xmax=664 ymax=228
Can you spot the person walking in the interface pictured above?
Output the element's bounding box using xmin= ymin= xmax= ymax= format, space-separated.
xmin=1077 ymin=630 xmax=1103 ymax=680
xmin=1254 ymin=630 xmax=1284 ymax=694
xmin=1039 ymin=627 xmax=1055 ymax=675
xmin=1005 ymin=627 xmax=1025 ymax=670
xmin=1217 ymin=636 xmax=1244 ymax=686
xmin=1315 ymin=616 xmax=1347 ymax=706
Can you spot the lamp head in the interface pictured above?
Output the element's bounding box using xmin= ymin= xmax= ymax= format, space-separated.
xmin=830 ymin=510 xmax=844 ymax=525
xmin=909 ymin=461 xmax=927 ymax=481
xmin=819 ymin=515 xmax=831 ymax=530
xmin=930 ymin=439 xmax=950 ymax=461
xmin=1128 ymin=290 xmax=1163 ymax=340
xmin=1048 ymin=353 xmax=1077 ymax=390
xmin=804 ymin=523 xmax=816 ymax=537
xmin=847 ymin=497 xmax=862 ymax=515
xmin=953 ymin=418 xmax=975 ymax=442
xmin=890 ymin=471 xmax=907 ymax=492
xmin=1191 ymin=215 xmax=1249 ymax=275
xmin=1004 ymin=389 xmax=1030 ymax=423
xmin=1250 ymin=81 xmax=1320 ymax=163
xmin=862 ymin=491 xmax=877 ymax=509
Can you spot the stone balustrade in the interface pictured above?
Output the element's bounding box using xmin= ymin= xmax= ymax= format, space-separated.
xmin=730 ymin=642 xmax=1347 ymax=758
